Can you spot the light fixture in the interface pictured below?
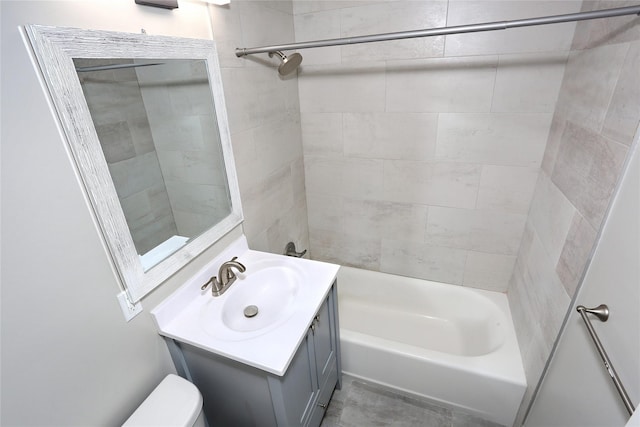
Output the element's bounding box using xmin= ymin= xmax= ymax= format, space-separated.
xmin=134 ymin=0 xmax=230 ymax=8
xmin=135 ymin=0 xmax=179 ymax=9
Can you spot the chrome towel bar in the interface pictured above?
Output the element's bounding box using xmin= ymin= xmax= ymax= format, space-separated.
xmin=577 ymin=304 xmax=635 ymax=415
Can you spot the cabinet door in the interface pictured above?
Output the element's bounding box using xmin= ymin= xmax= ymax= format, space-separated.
xmin=269 ymin=330 xmax=317 ymax=426
xmin=313 ymin=295 xmax=335 ymax=383
xmin=307 ymin=294 xmax=338 ymax=427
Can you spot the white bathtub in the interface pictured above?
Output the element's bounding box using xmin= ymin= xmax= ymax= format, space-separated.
xmin=337 ymin=266 xmax=526 ymax=427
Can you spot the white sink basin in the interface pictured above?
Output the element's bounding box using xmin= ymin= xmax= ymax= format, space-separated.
xmin=199 ymin=261 xmax=304 ymax=340
xmin=221 ymin=263 xmax=301 ymax=332
xmin=151 ymin=236 xmax=340 ymax=376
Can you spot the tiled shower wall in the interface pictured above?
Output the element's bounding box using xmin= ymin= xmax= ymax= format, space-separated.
xmin=508 ymin=1 xmax=640 ymax=422
xmin=295 ymin=0 xmax=581 ymax=292
xmin=137 ymin=60 xmax=232 ymax=238
xmin=208 ymin=0 xmax=310 ymax=254
xmin=76 ymin=60 xmax=179 ymax=254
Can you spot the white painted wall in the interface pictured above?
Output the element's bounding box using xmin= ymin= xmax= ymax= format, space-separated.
xmin=525 ymin=140 xmax=640 ymax=425
xmin=0 ymin=1 xmax=244 ymax=425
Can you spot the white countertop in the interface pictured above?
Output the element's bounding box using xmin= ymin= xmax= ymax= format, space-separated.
xmin=151 ymin=236 xmax=340 ymax=376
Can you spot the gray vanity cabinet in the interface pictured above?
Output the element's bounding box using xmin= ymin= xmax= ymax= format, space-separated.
xmin=167 ymin=282 xmax=341 ymax=427
xmin=306 ymin=294 xmax=339 ymax=426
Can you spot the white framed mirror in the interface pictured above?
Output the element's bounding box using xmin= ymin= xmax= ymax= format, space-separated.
xmin=25 ymin=25 xmax=243 ymax=302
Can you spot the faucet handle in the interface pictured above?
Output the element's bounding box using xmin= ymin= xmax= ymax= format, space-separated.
xmin=200 ymin=276 xmax=217 ymax=291
xmin=285 ymin=242 xmax=307 ymax=258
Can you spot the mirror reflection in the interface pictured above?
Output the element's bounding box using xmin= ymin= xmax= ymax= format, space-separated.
xmin=74 ymin=58 xmax=232 ymax=271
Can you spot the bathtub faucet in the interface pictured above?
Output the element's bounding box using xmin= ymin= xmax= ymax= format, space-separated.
xmin=200 ymin=256 xmax=246 ymax=296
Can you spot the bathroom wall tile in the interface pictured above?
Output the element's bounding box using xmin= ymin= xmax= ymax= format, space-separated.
xmin=385 ymin=56 xmax=497 ymax=113
xmin=107 ymin=151 xmax=165 ymax=199
xmin=383 ymin=161 xmax=481 ymax=209
xmin=83 ymin=81 xmax=144 ymax=125
xmin=298 ymin=62 xmax=386 ymax=113
xmin=380 ymin=239 xmax=467 ymax=285
xmin=209 ymin=2 xmax=246 ymax=68
xmin=132 ymin=215 xmax=180 ymax=255
xmin=304 ymin=155 xmax=343 ymax=196
xmin=165 ymin=181 xmax=230 ymax=217
xmin=306 ymin=192 xmax=343 ymax=232
xmin=136 ymin=85 xmax=172 ymax=119
xmin=222 ymin=66 xmax=297 ymax=133
xmin=436 ymin=113 xmax=552 ymax=166
xmin=528 ymin=172 xmax=576 ymax=264
xmin=513 ymin=324 xmax=549 ymax=427
xmin=507 ymin=227 xmax=537 ymax=350
xmin=135 ymin=59 xmax=189 ymax=84
xmin=540 ymin=113 xmax=568 ymax=176
xmin=173 ymin=209 xmax=221 ymax=238
xmin=293 ymin=1 xmax=383 ymax=15
xmin=602 ymin=41 xmax=640 ymax=146
xmin=229 ymin=128 xmax=258 ymax=188
xmin=294 ymin=10 xmax=342 ymax=65
xmin=247 ymin=228 xmax=270 ymax=253
xmin=266 ymin=197 xmax=310 ymax=257
xmin=252 ymin=116 xmax=303 ymax=178
xmin=551 ymin=121 xmax=629 ymax=228
xmin=310 ymin=228 xmax=381 ymax=270
xmin=339 ymin=1 xmax=446 ymax=62
xmin=341 ymin=158 xmax=386 ymax=200
xmin=128 ymin=115 xmax=155 ymax=156
xmin=556 ymin=211 xmax=598 ymax=297
xmin=554 ymin=44 xmax=629 ymax=134
xmin=508 ymin=219 xmax=572 ymax=426
xmin=290 ymin=157 xmax=307 ymax=202
xmin=463 ymin=251 xmax=516 ymax=292
xmin=476 ymin=165 xmax=539 ymax=214
xmin=258 ymin=1 xmax=294 ymax=15
xmin=518 ymin=221 xmax=571 ymax=347
xmin=513 ymin=220 xmax=535 ymax=279
xmin=491 ymin=52 xmax=568 ymax=113
xmin=241 ymin=164 xmax=295 ymax=240
xmin=426 ymin=206 xmax=527 ymax=255
xmin=156 ymin=150 xmax=224 ymax=187
xmin=445 ymin=1 xmax=581 ymax=57
xmin=120 ymin=184 xmax=177 ymax=253
xmin=167 ymin=84 xmax=215 ymax=117
xmin=343 ymin=113 xmax=438 ymax=161
xmin=233 ymin=106 xmax=300 ymax=194
xmin=305 ymin=156 xmax=385 ymax=200
xmin=571 ymin=0 xmax=640 ymax=50
xmin=507 ymin=8 xmax=640 ymax=410
xmin=342 ymin=199 xmax=428 ymax=243
xmin=237 ymin=1 xmax=296 ymax=56
xmin=149 ymin=115 xmax=205 ymax=151
xmin=300 ymin=113 xmax=343 ymax=157
xmin=94 ymin=121 xmax=136 ymax=163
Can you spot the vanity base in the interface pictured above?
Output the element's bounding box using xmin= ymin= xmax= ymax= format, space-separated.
xmin=166 ymin=284 xmax=341 ymax=427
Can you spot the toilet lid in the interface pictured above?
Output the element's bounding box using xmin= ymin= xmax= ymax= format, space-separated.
xmin=122 ymin=374 xmax=203 ymax=427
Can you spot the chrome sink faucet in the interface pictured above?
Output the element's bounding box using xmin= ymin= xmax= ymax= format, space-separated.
xmin=201 ymin=256 xmax=246 ymax=296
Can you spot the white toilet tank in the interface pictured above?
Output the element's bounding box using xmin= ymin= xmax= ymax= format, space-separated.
xmin=122 ymin=374 xmax=205 ymax=427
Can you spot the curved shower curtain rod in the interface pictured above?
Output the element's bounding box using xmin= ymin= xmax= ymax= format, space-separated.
xmin=235 ymin=4 xmax=640 ymax=57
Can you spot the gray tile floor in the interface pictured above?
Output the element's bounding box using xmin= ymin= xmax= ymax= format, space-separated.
xmin=321 ymin=375 xmax=504 ymax=427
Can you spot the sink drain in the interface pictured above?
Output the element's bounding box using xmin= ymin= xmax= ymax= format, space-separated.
xmin=244 ymin=305 xmax=259 ymax=318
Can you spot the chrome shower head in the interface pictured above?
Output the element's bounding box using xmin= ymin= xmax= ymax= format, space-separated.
xmin=269 ymin=51 xmax=303 ymax=76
